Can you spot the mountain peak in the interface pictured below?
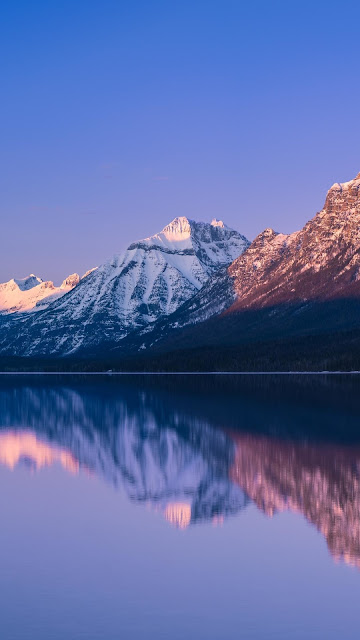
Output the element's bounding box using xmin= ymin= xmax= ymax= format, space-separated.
xmin=1 ymin=215 xmax=249 ymax=353
xmin=161 ymin=216 xmax=193 ymax=238
xmin=60 ymin=273 xmax=80 ymax=290
xmin=252 ymin=228 xmax=278 ymax=245
xmin=81 ymin=267 xmax=97 ymax=280
xmin=325 ymin=172 xmax=360 ymax=215
xmin=329 ymin=172 xmax=360 ymax=191
xmin=0 ymin=271 xmax=81 ymax=314
xmin=211 ymin=218 xmax=225 ymax=228
xmin=13 ymin=275 xmax=43 ymax=291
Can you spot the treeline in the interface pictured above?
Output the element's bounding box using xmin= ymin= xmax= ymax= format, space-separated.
xmin=1 ymin=328 xmax=360 ymax=372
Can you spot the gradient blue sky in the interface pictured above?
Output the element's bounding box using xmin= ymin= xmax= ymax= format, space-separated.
xmin=1 ymin=0 xmax=360 ymax=283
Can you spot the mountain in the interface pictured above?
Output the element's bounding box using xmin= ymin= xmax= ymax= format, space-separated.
xmin=2 ymin=171 xmax=360 ymax=370
xmin=0 ymin=217 xmax=249 ymax=356
xmin=0 ymin=273 xmax=80 ymax=314
xmin=226 ymin=171 xmax=360 ymax=311
xmin=118 ymin=171 xmax=360 ymax=366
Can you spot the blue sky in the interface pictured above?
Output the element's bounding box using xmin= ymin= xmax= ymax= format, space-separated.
xmin=1 ymin=0 xmax=360 ymax=283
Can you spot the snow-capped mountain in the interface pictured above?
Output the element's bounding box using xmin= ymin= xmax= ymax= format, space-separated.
xmin=130 ymin=171 xmax=360 ymax=353
xmin=3 ymin=171 xmax=360 ymax=365
xmin=0 ymin=273 xmax=80 ymax=314
xmin=0 ymin=217 xmax=249 ymax=355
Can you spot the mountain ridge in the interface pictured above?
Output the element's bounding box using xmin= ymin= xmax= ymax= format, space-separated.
xmin=2 ymin=171 xmax=360 ymax=368
xmin=115 ymin=170 xmax=360 ymax=361
xmin=0 ymin=216 xmax=249 ymax=356
xmin=0 ymin=272 xmax=81 ymax=314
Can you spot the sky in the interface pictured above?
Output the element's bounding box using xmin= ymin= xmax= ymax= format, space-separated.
xmin=1 ymin=0 xmax=360 ymax=284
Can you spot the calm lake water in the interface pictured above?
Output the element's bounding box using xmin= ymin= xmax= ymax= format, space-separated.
xmin=0 ymin=373 xmax=360 ymax=639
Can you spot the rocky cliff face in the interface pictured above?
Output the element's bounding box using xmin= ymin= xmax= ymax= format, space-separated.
xmin=0 ymin=217 xmax=249 ymax=355
xmin=226 ymin=171 xmax=360 ymax=312
xmin=209 ymin=171 xmax=360 ymax=316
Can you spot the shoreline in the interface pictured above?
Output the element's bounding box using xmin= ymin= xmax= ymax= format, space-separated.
xmin=1 ymin=370 xmax=360 ymax=376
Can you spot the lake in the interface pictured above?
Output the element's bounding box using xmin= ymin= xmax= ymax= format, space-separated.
xmin=0 ymin=373 xmax=359 ymax=639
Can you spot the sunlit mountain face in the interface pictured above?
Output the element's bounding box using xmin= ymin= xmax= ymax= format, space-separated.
xmin=1 ymin=375 xmax=360 ymax=565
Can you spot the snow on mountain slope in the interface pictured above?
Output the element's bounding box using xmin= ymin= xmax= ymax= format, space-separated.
xmin=0 ymin=273 xmax=80 ymax=314
xmin=0 ymin=217 xmax=249 ymax=355
xmin=135 ymin=171 xmax=360 ymax=346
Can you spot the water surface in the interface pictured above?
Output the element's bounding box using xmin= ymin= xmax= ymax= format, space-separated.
xmin=0 ymin=374 xmax=359 ymax=639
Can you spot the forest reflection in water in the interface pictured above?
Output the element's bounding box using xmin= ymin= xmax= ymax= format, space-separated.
xmin=1 ymin=373 xmax=360 ymax=567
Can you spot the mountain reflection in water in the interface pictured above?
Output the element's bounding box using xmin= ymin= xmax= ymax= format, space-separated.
xmin=1 ymin=374 xmax=360 ymax=568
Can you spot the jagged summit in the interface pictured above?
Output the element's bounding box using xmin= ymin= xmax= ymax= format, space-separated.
xmin=222 ymin=171 xmax=360 ymax=311
xmin=329 ymin=171 xmax=360 ymax=188
xmin=160 ymin=216 xmax=227 ymax=235
xmin=161 ymin=216 xmax=192 ymax=238
xmin=137 ymin=216 xmax=195 ymax=252
xmin=321 ymin=172 xmax=360 ymax=223
xmin=136 ymin=216 xmax=246 ymax=259
xmin=60 ymin=273 xmax=80 ymax=289
xmin=211 ymin=218 xmax=226 ymax=228
xmin=326 ymin=172 xmax=360 ymax=215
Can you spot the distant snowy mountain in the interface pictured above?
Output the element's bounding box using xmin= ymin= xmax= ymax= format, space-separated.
xmin=0 ymin=216 xmax=249 ymax=355
xmin=0 ymin=273 xmax=80 ymax=314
